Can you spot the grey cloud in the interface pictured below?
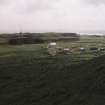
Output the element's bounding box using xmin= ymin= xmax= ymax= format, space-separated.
xmin=83 ymin=0 xmax=105 ymax=5
xmin=0 ymin=0 xmax=12 ymax=5
xmin=0 ymin=0 xmax=7 ymax=4
xmin=0 ymin=0 xmax=60 ymax=14
xmin=0 ymin=0 xmax=105 ymax=33
xmin=0 ymin=0 xmax=62 ymax=17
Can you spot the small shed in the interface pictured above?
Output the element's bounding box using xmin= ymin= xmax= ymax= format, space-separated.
xmin=80 ymin=47 xmax=85 ymax=51
xmin=47 ymin=42 xmax=57 ymax=48
xmin=47 ymin=42 xmax=57 ymax=56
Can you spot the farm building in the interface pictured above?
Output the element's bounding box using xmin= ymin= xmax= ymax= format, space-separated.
xmin=47 ymin=42 xmax=57 ymax=48
xmin=80 ymin=47 xmax=85 ymax=51
xmin=47 ymin=42 xmax=57 ymax=56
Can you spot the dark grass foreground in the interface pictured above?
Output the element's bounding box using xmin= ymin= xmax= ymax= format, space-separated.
xmin=0 ymin=55 xmax=105 ymax=105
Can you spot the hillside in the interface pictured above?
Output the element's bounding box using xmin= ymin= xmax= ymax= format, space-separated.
xmin=0 ymin=52 xmax=105 ymax=105
xmin=0 ymin=32 xmax=80 ymax=45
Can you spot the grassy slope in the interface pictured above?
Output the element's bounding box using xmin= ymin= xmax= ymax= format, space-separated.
xmin=0 ymin=36 xmax=105 ymax=105
xmin=0 ymin=46 xmax=105 ymax=105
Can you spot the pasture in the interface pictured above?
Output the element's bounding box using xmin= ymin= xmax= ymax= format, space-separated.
xmin=0 ymin=36 xmax=105 ymax=64
xmin=0 ymin=36 xmax=105 ymax=105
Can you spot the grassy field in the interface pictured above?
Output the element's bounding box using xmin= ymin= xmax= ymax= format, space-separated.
xmin=0 ymin=36 xmax=105 ymax=105
xmin=0 ymin=36 xmax=105 ymax=63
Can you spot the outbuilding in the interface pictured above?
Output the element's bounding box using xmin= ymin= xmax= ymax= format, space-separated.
xmin=47 ymin=42 xmax=57 ymax=56
xmin=47 ymin=42 xmax=57 ymax=48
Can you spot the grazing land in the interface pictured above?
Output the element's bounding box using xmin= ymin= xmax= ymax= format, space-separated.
xmin=0 ymin=35 xmax=105 ymax=105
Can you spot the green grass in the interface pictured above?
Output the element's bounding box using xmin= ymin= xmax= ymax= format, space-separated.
xmin=0 ymin=36 xmax=105 ymax=105
xmin=1 ymin=48 xmax=105 ymax=105
xmin=0 ymin=36 xmax=105 ymax=64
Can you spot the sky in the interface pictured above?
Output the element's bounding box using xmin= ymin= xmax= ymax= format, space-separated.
xmin=0 ymin=0 xmax=105 ymax=33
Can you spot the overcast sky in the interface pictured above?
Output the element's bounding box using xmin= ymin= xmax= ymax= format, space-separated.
xmin=0 ymin=0 xmax=105 ymax=33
